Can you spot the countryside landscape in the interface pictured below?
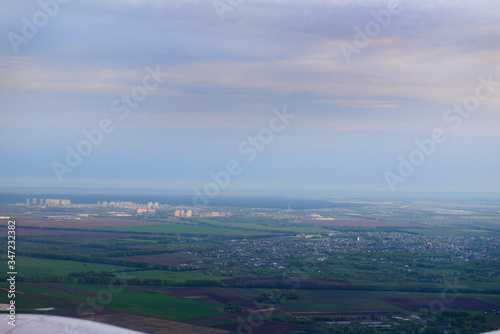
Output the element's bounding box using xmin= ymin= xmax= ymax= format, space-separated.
xmin=1 ymin=195 xmax=499 ymax=333
xmin=3 ymin=2 xmax=500 ymax=332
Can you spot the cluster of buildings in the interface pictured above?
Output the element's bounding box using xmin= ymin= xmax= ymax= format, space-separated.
xmin=101 ymin=201 xmax=159 ymax=209
xmin=174 ymin=210 xmax=227 ymax=218
xmin=174 ymin=209 xmax=192 ymax=217
xmin=26 ymin=198 xmax=70 ymax=206
xmin=107 ymin=201 xmax=161 ymax=214
xmin=201 ymin=232 xmax=499 ymax=276
xmin=21 ymin=197 xmax=229 ymax=219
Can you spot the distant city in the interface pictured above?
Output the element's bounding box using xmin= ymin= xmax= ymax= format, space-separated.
xmin=13 ymin=196 xmax=352 ymax=226
xmin=22 ymin=197 xmax=230 ymax=219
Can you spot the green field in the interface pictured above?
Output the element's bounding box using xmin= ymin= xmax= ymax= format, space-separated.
xmin=92 ymin=223 xmax=262 ymax=235
xmin=88 ymin=220 xmax=328 ymax=235
xmin=12 ymin=256 xmax=134 ymax=276
xmin=129 ymin=269 xmax=230 ymax=282
xmin=0 ymin=284 xmax=78 ymax=312
xmin=191 ymin=218 xmax=328 ymax=234
xmin=91 ymin=288 xmax=223 ymax=319
xmin=2 ymin=282 xmax=224 ymax=320
xmin=2 ymin=283 xmax=87 ymax=303
xmin=66 ymin=217 xmax=330 ymax=235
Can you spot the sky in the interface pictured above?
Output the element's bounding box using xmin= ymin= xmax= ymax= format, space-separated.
xmin=1 ymin=0 xmax=500 ymax=197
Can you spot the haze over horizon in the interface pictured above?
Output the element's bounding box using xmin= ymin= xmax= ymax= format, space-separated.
xmin=2 ymin=0 xmax=500 ymax=195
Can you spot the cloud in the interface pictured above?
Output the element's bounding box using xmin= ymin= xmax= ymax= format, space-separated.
xmin=2 ymin=0 xmax=500 ymax=191
xmin=298 ymin=99 xmax=400 ymax=108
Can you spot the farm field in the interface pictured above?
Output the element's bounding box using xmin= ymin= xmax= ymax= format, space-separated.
xmin=13 ymin=256 xmax=134 ymax=277
xmin=92 ymin=223 xmax=267 ymax=235
xmin=0 ymin=283 xmax=230 ymax=333
xmin=192 ymin=218 xmax=327 ymax=234
xmin=4 ymin=282 xmax=225 ymax=321
xmin=129 ymin=270 xmax=230 ymax=282
xmin=308 ymin=218 xmax=423 ymax=227
xmin=19 ymin=218 xmax=282 ymax=235
xmin=116 ymin=253 xmax=191 ymax=265
xmin=223 ymin=288 xmax=408 ymax=313
xmin=1 ymin=200 xmax=500 ymax=333
xmin=20 ymin=218 xmax=169 ymax=228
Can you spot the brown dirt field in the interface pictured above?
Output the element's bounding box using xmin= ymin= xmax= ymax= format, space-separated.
xmin=92 ymin=311 xmax=230 ymax=334
xmin=21 ymin=282 xmax=97 ymax=297
xmin=54 ymin=307 xmax=229 ymax=334
xmin=483 ymin=296 xmax=500 ymax=305
xmin=180 ymin=310 xmax=272 ymax=325
xmin=300 ymin=279 xmax=352 ymax=286
xmin=383 ymin=297 xmax=500 ymax=312
xmin=18 ymin=218 xmax=169 ymax=229
xmin=19 ymin=292 xmax=83 ymax=311
xmin=0 ymin=227 xmax=128 ymax=238
xmin=291 ymin=310 xmax=397 ymax=317
xmin=212 ymin=319 xmax=306 ymax=334
xmin=222 ymin=277 xmax=351 ymax=287
xmin=118 ymin=254 xmax=188 ymax=265
xmin=203 ymin=289 xmax=258 ymax=309
xmin=164 ymin=287 xmax=256 ymax=309
xmin=0 ymin=287 xmax=25 ymax=295
xmin=309 ymin=218 xmax=421 ymax=227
